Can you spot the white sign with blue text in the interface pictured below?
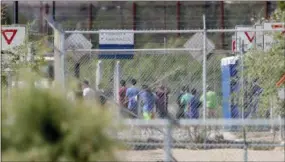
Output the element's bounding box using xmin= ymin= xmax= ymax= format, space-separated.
xmin=99 ymin=30 xmax=134 ymax=59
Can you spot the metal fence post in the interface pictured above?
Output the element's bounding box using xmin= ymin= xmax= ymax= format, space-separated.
xmin=53 ymin=28 xmax=65 ymax=88
xmin=240 ymin=39 xmax=245 ymax=120
xmin=240 ymin=40 xmax=248 ymax=162
xmin=96 ymin=60 xmax=102 ymax=91
xmin=202 ymin=14 xmax=207 ymax=121
xmin=114 ymin=60 xmax=121 ymax=103
xmin=164 ymin=119 xmax=172 ymax=162
xmin=243 ymin=127 xmax=248 ymax=162
xmin=60 ymin=32 xmax=65 ymax=89
xmin=114 ymin=60 xmax=121 ymax=119
xmin=202 ymin=14 xmax=208 ymax=150
xmin=279 ymin=115 xmax=284 ymax=142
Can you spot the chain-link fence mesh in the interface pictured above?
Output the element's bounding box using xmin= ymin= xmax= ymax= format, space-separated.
xmin=116 ymin=120 xmax=284 ymax=162
xmin=2 ymin=11 xmax=284 ymax=160
xmin=59 ymin=27 xmax=285 ymax=162
xmin=63 ymin=29 xmax=284 ymax=119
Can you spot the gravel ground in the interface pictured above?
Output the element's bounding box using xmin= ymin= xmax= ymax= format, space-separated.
xmin=118 ymin=148 xmax=285 ymax=162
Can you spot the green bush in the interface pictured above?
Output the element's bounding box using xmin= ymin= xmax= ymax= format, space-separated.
xmin=2 ymin=71 xmax=119 ymax=162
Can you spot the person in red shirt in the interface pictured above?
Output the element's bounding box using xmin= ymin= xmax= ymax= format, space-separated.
xmin=119 ymin=80 xmax=128 ymax=117
xmin=155 ymin=85 xmax=170 ymax=118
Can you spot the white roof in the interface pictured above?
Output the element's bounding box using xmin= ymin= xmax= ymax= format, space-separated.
xmin=221 ymin=56 xmax=239 ymax=66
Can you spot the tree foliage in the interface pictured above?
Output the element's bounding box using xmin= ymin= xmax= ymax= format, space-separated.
xmin=244 ymin=4 xmax=285 ymax=116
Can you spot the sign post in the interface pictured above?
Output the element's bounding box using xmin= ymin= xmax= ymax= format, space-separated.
xmin=254 ymin=24 xmax=264 ymax=50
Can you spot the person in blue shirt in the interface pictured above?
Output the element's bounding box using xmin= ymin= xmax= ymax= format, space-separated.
xmin=187 ymin=88 xmax=201 ymax=119
xmin=126 ymin=79 xmax=140 ymax=118
xmin=180 ymin=86 xmax=193 ymax=117
xmin=140 ymin=85 xmax=156 ymax=120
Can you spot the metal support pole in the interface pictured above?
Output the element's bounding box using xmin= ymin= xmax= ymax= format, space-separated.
xmin=279 ymin=115 xmax=284 ymax=142
xmin=114 ymin=60 xmax=121 ymax=119
xmin=96 ymin=60 xmax=102 ymax=91
xmin=202 ymin=14 xmax=207 ymax=121
xmin=13 ymin=1 xmax=18 ymax=24
xmin=240 ymin=40 xmax=245 ymax=120
xmin=202 ymin=15 xmax=208 ymax=150
xmin=53 ymin=28 xmax=65 ymax=88
xmin=60 ymin=32 xmax=65 ymax=89
xmin=243 ymin=127 xmax=248 ymax=162
xmin=240 ymin=40 xmax=248 ymax=162
xmin=39 ymin=2 xmax=43 ymax=33
xmin=114 ymin=61 xmax=121 ymax=103
xmin=52 ymin=1 xmax=56 ymax=21
xmin=164 ymin=120 xmax=172 ymax=162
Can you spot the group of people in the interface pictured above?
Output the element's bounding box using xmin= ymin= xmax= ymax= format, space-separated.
xmin=69 ymin=78 xmax=218 ymax=120
xmin=119 ymin=78 xmax=218 ymax=120
xmin=119 ymin=79 xmax=169 ymax=119
xmin=177 ymin=85 xmax=218 ymax=119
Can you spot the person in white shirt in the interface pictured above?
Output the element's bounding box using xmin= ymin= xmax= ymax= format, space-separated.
xmin=82 ymin=80 xmax=95 ymax=101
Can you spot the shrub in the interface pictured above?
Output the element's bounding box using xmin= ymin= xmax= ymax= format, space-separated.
xmin=2 ymin=71 xmax=119 ymax=162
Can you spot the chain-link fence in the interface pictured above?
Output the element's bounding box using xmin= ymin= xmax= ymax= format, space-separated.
xmin=62 ymin=30 xmax=284 ymax=118
xmin=64 ymin=48 xmax=207 ymax=116
xmin=118 ymin=119 xmax=285 ymax=162
xmin=25 ymin=15 xmax=285 ymax=162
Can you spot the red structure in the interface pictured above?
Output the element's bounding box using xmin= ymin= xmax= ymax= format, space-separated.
xmin=265 ymin=1 xmax=270 ymax=20
xmin=132 ymin=2 xmax=137 ymax=31
xmin=88 ymin=3 xmax=93 ymax=40
xmin=176 ymin=1 xmax=181 ymax=36
xmin=88 ymin=3 xmax=93 ymax=30
xmin=276 ymin=74 xmax=285 ymax=88
xmin=220 ymin=1 xmax=225 ymax=48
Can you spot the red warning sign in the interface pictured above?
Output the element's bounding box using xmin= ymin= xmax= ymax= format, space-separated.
xmin=1 ymin=29 xmax=18 ymax=45
xmin=271 ymin=24 xmax=285 ymax=35
xmin=244 ymin=32 xmax=255 ymax=43
xmin=271 ymin=24 xmax=284 ymax=29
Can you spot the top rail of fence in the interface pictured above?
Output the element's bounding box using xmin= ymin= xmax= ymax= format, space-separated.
xmin=64 ymin=28 xmax=285 ymax=34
